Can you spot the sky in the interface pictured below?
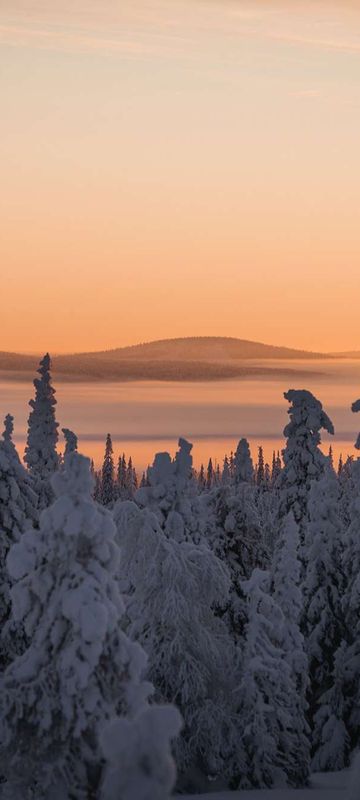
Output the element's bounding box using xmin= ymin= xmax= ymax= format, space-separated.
xmin=1 ymin=0 xmax=360 ymax=354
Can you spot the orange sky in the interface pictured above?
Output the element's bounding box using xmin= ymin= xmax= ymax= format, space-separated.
xmin=1 ymin=0 xmax=360 ymax=354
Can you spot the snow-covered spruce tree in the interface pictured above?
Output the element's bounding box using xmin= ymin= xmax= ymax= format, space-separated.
xmin=100 ymin=433 xmax=115 ymax=506
xmin=62 ymin=427 xmax=78 ymax=456
xmin=24 ymin=353 xmax=59 ymax=509
xmin=113 ymin=500 xmax=240 ymax=791
xmin=271 ymin=511 xmax=310 ymax=784
xmin=256 ymin=446 xmax=265 ymax=486
xmin=234 ymin=438 xmax=254 ymax=484
xmin=100 ymin=705 xmax=182 ymax=800
xmin=303 ymin=468 xmax=348 ymax=770
xmin=338 ymin=455 xmax=356 ymax=532
xmin=202 ymin=476 xmax=268 ymax=642
xmin=126 ymin=456 xmax=137 ymax=498
xmin=116 ymin=454 xmax=127 ymax=499
xmin=236 ymin=569 xmax=304 ymax=789
xmin=0 ymin=452 xmax=164 ymax=799
xmin=271 ymin=450 xmax=282 ymax=485
xmin=0 ymin=415 xmax=38 ymax=667
xmin=341 ymin=400 xmax=360 ymax=751
xmin=219 ymin=482 xmax=268 ymax=580
xmin=264 ymin=461 xmax=271 ymax=487
xmin=222 ymin=455 xmax=231 ymax=485
xmin=206 ymin=458 xmax=214 ymax=490
xmin=135 ymin=438 xmax=203 ymax=544
xmin=197 ymin=463 xmax=206 ymax=492
xmin=275 ymin=389 xmax=334 ymax=549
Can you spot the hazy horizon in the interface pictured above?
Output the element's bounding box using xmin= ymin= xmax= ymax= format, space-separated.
xmin=1 ymin=333 xmax=360 ymax=359
xmin=1 ymin=358 xmax=360 ymax=470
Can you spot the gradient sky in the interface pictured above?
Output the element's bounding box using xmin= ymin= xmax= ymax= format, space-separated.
xmin=1 ymin=0 xmax=360 ymax=353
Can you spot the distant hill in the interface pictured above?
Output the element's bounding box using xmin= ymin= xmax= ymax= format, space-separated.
xmin=0 ymin=337 xmax=337 ymax=382
xmin=77 ymin=337 xmax=329 ymax=362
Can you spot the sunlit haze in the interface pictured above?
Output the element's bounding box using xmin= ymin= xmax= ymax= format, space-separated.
xmin=1 ymin=1 xmax=360 ymax=353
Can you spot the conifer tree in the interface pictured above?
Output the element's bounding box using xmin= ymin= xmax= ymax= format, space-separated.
xmin=271 ymin=450 xmax=277 ymax=481
xmin=24 ymin=353 xmax=59 ymax=509
xmin=222 ymin=455 xmax=230 ymax=485
xmin=264 ymin=462 xmax=271 ymax=487
xmin=236 ymin=569 xmax=304 ymax=789
xmin=100 ymin=433 xmax=115 ymax=506
xmin=234 ymin=438 xmax=254 ymax=484
xmin=303 ymin=469 xmax=348 ymax=770
xmin=256 ymin=446 xmax=265 ymax=486
xmin=276 ymin=389 xmax=334 ymax=547
xmin=272 ymin=450 xmax=282 ymax=484
xmin=0 ymin=415 xmax=38 ymax=666
xmin=215 ymin=463 xmax=221 ymax=486
xmin=126 ymin=456 xmax=137 ymax=498
xmin=113 ymin=500 xmax=239 ymax=790
xmin=0 ymin=452 xmax=160 ymax=799
xmin=206 ymin=458 xmax=214 ymax=490
xmin=271 ymin=511 xmax=310 ymax=783
xmin=229 ymin=451 xmax=235 ymax=481
xmin=341 ymin=400 xmax=360 ymax=750
xmin=62 ymin=428 xmax=78 ymax=456
xmin=338 ymin=453 xmax=343 ymax=477
xmin=136 ymin=439 xmax=201 ymax=544
xmin=198 ymin=464 xmax=206 ymax=491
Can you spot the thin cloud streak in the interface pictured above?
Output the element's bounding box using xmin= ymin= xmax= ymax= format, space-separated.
xmin=2 ymin=11 xmax=360 ymax=60
xmin=268 ymin=31 xmax=360 ymax=54
xmin=0 ymin=20 xmax=197 ymax=57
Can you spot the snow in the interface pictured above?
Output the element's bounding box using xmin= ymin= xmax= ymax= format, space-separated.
xmin=182 ymin=770 xmax=348 ymax=799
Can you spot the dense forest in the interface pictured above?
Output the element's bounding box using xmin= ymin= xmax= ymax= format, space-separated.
xmin=0 ymin=354 xmax=359 ymax=798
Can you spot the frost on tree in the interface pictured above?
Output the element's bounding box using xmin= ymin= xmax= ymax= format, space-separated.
xmin=271 ymin=511 xmax=310 ymax=784
xmin=24 ymin=353 xmax=59 ymax=509
xmin=0 ymin=415 xmax=38 ymax=667
xmin=276 ymin=389 xmax=334 ymax=546
xmin=62 ymin=428 xmax=78 ymax=456
xmin=341 ymin=398 xmax=360 ymax=752
xmin=234 ymin=438 xmax=254 ymax=484
xmin=0 ymin=452 xmax=156 ymax=799
xmin=135 ymin=438 xmax=203 ymax=544
xmin=113 ymin=499 xmax=240 ymax=791
xmin=100 ymin=705 xmax=182 ymax=800
xmin=203 ymin=478 xmax=268 ymax=642
xmin=100 ymin=434 xmax=116 ymax=506
xmin=303 ymin=470 xmax=348 ymax=771
xmin=236 ymin=569 xmax=306 ymax=789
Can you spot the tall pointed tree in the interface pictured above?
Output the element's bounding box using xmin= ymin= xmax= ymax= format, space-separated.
xmin=341 ymin=399 xmax=360 ymax=751
xmin=24 ymin=353 xmax=59 ymax=509
xmin=100 ymin=433 xmax=115 ymax=506
xmin=275 ymin=389 xmax=334 ymax=548
xmin=0 ymin=414 xmax=38 ymax=666
xmin=303 ymin=468 xmax=348 ymax=770
xmin=234 ymin=438 xmax=254 ymax=484
xmin=256 ymin=446 xmax=265 ymax=486
xmin=206 ymin=458 xmax=214 ymax=490
xmin=271 ymin=511 xmax=310 ymax=784
xmin=222 ymin=455 xmax=230 ymax=485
